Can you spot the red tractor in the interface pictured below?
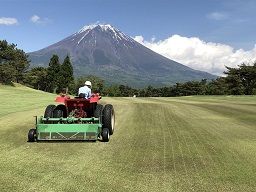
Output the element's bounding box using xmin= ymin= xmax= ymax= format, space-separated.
xmin=28 ymin=94 xmax=115 ymax=142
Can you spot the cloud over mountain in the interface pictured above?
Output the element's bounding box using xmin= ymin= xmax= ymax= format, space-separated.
xmin=134 ymin=35 xmax=256 ymax=75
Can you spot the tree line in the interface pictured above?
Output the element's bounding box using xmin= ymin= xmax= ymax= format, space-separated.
xmin=1 ymin=39 xmax=256 ymax=96
xmin=103 ymin=63 xmax=256 ymax=97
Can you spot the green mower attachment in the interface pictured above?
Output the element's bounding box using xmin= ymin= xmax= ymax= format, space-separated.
xmin=36 ymin=116 xmax=102 ymax=141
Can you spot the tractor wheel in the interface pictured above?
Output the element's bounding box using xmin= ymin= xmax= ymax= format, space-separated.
xmin=102 ymin=128 xmax=110 ymax=142
xmin=94 ymin=104 xmax=103 ymax=121
xmin=53 ymin=109 xmax=63 ymax=118
xmin=102 ymin=104 xmax=115 ymax=135
xmin=44 ymin=105 xmax=56 ymax=118
xmin=53 ymin=104 xmax=68 ymax=118
xmin=28 ymin=129 xmax=36 ymax=142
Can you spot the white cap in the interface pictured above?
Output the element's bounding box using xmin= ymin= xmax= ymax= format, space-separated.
xmin=85 ymin=81 xmax=92 ymax=87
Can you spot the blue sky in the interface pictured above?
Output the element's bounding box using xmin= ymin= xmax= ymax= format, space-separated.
xmin=0 ymin=0 xmax=255 ymax=52
xmin=1 ymin=0 xmax=256 ymax=74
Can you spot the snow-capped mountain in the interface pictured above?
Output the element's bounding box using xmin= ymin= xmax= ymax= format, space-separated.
xmin=29 ymin=24 xmax=216 ymax=87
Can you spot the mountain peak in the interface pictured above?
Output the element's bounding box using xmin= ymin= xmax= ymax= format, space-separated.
xmin=78 ymin=23 xmax=116 ymax=34
xmin=76 ymin=23 xmax=135 ymax=45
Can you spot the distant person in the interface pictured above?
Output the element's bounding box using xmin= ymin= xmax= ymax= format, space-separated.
xmin=78 ymin=81 xmax=92 ymax=99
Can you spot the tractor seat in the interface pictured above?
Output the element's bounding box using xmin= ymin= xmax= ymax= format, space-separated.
xmin=75 ymin=93 xmax=86 ymax=99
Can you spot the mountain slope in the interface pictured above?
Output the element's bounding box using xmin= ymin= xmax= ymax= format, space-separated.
xmin=29 ymin=24 xmax=216 ymax=87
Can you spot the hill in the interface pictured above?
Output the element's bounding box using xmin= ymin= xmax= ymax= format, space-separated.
xmin=0 ymin=84 xmax=256 ymax=191
xmin=29 ymin=24 xmax=216 ymax=87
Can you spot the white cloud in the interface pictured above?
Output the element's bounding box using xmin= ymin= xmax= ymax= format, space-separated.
xmin=30 ymin=15 xmax=40 ymax=23
xmin=134 ymin=35 xmax=256 ymax=75
xmin=30 ymin=15 xmax=51 ymax=24
xmin=134 ymin=36 xmax=144 ymax=43
xmin=0 ymin=17 xmax=18 ymax=25
xmin=207 ymin=12 xmax=228 ymax=20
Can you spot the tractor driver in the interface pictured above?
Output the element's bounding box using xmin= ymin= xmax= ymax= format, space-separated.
xmin=78 ymin=81 xmax=92 ymax=99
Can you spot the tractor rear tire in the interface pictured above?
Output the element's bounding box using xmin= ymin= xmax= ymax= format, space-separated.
xmin=102 ymin=104 xmax=115 ymax=135
xmin=44 ymin=105 xmax=56 ymax=118
xmin=53 ymin=109 xmax=63 ymax=118
xmin=28 ymin=129 xmax=36 ymax=142
xmin=54 ymin=104 xmax=68 ymax=118
xmin=94 ymin=104 xmax=103 ymax=121
xmin=102 ymin=128 xmax=110 ymax=142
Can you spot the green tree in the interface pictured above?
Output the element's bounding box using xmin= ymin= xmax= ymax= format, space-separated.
xmin=224 ymin=66 xmax=244 ymax=95
xmin=145 ymin=86 xmax=153 ymax=97
xmin=173 ymin=83 xmax=184 ymax=96
xmin=23 ymin=67 xmax=48 ymax=90
xmin=0 ymin=63 xmax=16 ymax=85
xmin=46 ymin=55 xmax=61 ymax=93
xmin=0 ymin=40 xmax=29 ymax=84
xmin=118 ymin=85 xmax=135 ymax=96
xmin=238 ymin=63 xmax=256 ymax=95
xmin=12 ymin=48 xmax=29 ymax=83
xmin=59 ymin=55 xmax=74 ymax=92
xmin=103 ymin=85 xmax=121 ymax=96
xmin=206 ymin=77 xmax=228 ymax=95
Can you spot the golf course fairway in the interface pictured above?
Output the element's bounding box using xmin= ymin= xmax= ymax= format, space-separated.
xmin=0 ymin=84 xmax=256 ymax=192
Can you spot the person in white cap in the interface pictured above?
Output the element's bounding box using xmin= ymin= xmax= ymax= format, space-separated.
xmin=78 ymin=81 xmax=92 ymax=99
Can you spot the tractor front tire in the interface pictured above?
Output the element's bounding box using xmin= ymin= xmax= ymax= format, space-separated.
xmin=102 ymin=104 xmax=115 ymax=135
xmin=28 ymin=129 xmax=36 ymax=142
xmin=44 ymin=105 xmax=56 ymax=118
xmin=102 ymin=128 xmax=110 ymax=142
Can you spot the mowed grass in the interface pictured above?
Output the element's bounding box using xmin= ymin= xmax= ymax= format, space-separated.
xmin=0 ymin=85 xmax=256 ymax=191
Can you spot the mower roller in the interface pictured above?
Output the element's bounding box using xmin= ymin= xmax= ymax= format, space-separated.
xmin=28 ymin=94 xmax=115 ymax=142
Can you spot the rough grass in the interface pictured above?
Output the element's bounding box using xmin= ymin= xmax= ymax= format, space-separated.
xmin=0 ymin=84 xmax=256 ymax=191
